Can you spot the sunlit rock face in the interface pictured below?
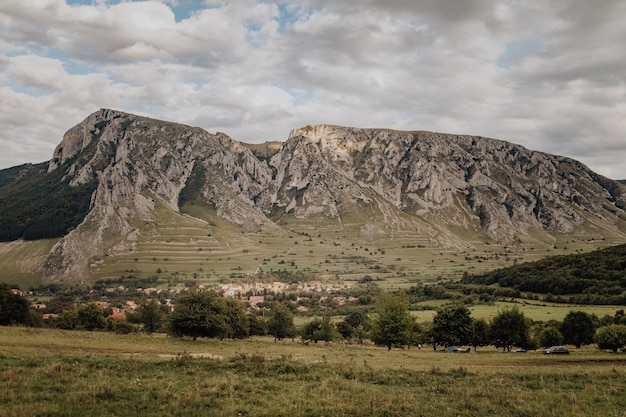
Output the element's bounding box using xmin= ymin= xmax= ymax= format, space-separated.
xmin=39 ymin=110 xmax=626 ymax=282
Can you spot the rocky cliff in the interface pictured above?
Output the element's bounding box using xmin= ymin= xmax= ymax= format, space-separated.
xmin=262 ymin=124 xmax=626 ymax=241
xmin=42 ymin=109 xmax=273 ymax=282
xmin=3 ymin=109 xmax=626 ymax=283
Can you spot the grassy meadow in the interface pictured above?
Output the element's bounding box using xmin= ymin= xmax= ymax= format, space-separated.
xmin=2 ymin=326 xmax=626 ymax=417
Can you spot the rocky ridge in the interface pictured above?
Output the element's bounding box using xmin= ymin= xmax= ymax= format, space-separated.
xmin=14 ymin=109 xmax=626 ymax=282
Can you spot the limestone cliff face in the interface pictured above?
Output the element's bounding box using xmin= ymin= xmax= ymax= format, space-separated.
xmin=262 ymin=125 xmax=626 ymax=241
xmin=39 ymin=111 xmax=626 ymax=282
xmin=42 ymin=109 xmax=272 ymax=282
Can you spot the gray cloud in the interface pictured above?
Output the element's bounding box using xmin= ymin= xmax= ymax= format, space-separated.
xmin=0 ymin=0 xmax=624 ymax=179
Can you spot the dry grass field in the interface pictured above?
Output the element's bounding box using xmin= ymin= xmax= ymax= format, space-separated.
xmin=1 ymin=326 xmax=625 ymax=416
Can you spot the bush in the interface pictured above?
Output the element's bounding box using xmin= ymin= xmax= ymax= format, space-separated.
xmin=0 ymin=283 xmax=30 ymax=326
xmin=595 ymin=325 xmax=626 ymax=352
xmin=538 ymin=326 xmax=564 ymax=348
xmin=106 ymin=317 xmax=136 ymax=334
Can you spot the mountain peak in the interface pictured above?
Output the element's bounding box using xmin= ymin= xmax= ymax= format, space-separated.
xmin=2 ymin=110 xmax=626 ymax=284
xmin=48 ymin=109 xmax=134 ymax=172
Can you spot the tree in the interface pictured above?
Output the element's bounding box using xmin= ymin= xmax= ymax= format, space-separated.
xmin=345 ymin=311 xmax=368 ymax=329
xmin=489 ymin=307 xmax=531 ymax=352
xmin=248 ymin=313 xmax=268 ymax=336
xmin=223 ymin=297 xmax=250 ymax=339
xmin=470 ymin=318 xmax=490 ymax=351
xmin=595 ymin=324 xmax=626 ymax=352
xmin=302 ymin=316 xmax=338 ymax=344
xmin=169 ymin=291 xmax=229 ymax=340
xmin=302 ymin=316 xmax=339 ymax=343
xmin=76 ymin=302 xmax=106 ymax=331
xmin=336 ymin=320 xmax=354 ymax=340
xmin=561 ymin=311 xmax=595 ymax=348
xmin=136 ymin=299 xmax=164 ymax=334
xmin=429 ymin=305 xmax=473 ymax=350
xmin=407 ymin=320 xmax=423 ymax=348
xmin=337 ymin=311 xmax=370 ymax=342
xmin=0 ymin=283 xmax=30 ymax=326
xmin=106 ymin=316 xmax=136 ymax=334
xmin=302 ymin=318 xmax=323 ymax=343
xmin=55 ymin=309 xmax=78 ymax=330
xmin=370 ymin=292 xmax=413 ymax=350
xmin=538 ymin=326 xmax=564 ymax=348
xmin=267 ymin=302 xmax=296 ymax=341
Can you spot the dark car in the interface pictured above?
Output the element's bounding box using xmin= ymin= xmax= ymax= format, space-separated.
xmin=544 ymin=346 xmax=569 ymax=354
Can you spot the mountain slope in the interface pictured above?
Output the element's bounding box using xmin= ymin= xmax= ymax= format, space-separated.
xmin=1 ymin=109 xmax=626 ymax=285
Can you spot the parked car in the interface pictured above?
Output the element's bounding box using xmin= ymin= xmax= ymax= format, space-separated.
xmin=544 ymin=346 xmax=569 ymax=354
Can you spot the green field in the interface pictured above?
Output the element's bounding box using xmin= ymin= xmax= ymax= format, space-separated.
xmin=1 ymin=327 xmax=625 ymax=416
xmin=409 ymin=301 xmax=626 ymax=323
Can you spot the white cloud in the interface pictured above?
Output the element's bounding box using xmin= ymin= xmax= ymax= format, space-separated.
xmin=0 ymin=0 xmax=624 ymax=179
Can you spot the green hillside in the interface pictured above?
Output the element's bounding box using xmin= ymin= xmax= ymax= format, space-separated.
xmin=462 ymin=243 xmax=626 ymax=304
xmin=0 ymin=162 xmax=97 ymax=241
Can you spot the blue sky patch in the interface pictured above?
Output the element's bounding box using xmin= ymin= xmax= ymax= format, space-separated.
xmin=497 ymin=38 xmax=543 ymax=69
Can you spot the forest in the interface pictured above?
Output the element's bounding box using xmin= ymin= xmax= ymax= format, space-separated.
xmin=462 ymin=243 xmax=626 ymax=304
xmin=0 ymin=162 xmax=97 ymax=241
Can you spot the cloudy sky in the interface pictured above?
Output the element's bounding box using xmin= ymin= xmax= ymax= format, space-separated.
xmin=1 ymin=0 xmax=625 ymax=178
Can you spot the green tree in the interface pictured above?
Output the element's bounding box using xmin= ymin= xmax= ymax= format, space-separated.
xmin=342 ymin=310 xmax=370 ymax=343
xmin=429 ymin=305 xmax=473 ymax=350
xmin=336 ymin=320 xmax=354 ymax=340
xmin=302 ymin=318 xmax=323 ymax=343
xmin=0 ymin=283 xmax=29 ymax=326
xmin=224 ymin=297 xmax=250 ymax=339
xmin=345 ymin=311 xmax=368 ymax=329
xmin=561 ymin=311 xmax=595 ymax=348
xmin=538 ymin=326 xmax=564 ymax=348
xmin=302 ymin=316 xmax=338 ymax=344
xmin=105 ymin=316 xmax=136 ymax=334
xmin=370 ymin=292 xmax=413 ymax=350
xmin=470 ymin=318 xmax=490 ymax=351
xmin=267 ymin=302 xmax=296 ymax=341
xmin=136 ymin=299 xmax=164 ymax=335
xmin=595 ymin=324 xmax=626 ymax=352
xmin=248 ymin=313 xmax=268 ymax=336
xmin=490 ymin=307 xmax=531 ymax=352
xmin=76 ymin=302 xmax=106 ymax=331
xmin=407 ymin=320 xmax=423 ymax=348
xmin=55 ymin=309 xmax=78 ymax=330
xmin=169 ymin=291 xmax=229 ymax=340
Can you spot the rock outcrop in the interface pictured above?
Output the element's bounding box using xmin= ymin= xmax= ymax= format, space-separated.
xmin=25 ymin=110 xmax=626 ymax=282
xmin=260 ymin=124 xmax=626 ymax=242
xmin=42 ymin=109 xmax=272 ymax=282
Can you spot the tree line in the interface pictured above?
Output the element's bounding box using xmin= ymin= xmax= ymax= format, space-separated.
xmin=4 ymin=284 xmax=626 ymax=352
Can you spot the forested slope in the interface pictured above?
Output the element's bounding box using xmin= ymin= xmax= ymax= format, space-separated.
xmin=462 ymin=244 xmax=626 ymax=303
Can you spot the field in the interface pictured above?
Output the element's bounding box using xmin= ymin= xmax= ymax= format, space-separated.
xmin=2 ymin=327 xmax=626 ymax=416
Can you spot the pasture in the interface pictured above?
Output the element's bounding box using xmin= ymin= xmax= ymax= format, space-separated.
xmin=1 ymin=326 xmax=625 ymax=416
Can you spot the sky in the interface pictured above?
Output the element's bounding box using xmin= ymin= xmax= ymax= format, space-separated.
xmin=0 ymin=0 xmax=625 ymax=179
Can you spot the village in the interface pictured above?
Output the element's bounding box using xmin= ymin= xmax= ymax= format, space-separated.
xmin=24 ymin=279 xmax=357 ymax=321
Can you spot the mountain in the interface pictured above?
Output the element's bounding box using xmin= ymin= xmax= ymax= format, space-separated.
xmin=1 ymin=109 xmax=626 ymax=285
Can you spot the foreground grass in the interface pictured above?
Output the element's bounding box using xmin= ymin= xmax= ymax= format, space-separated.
xmin=1 ymin=327 xmax=626 ymax=417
